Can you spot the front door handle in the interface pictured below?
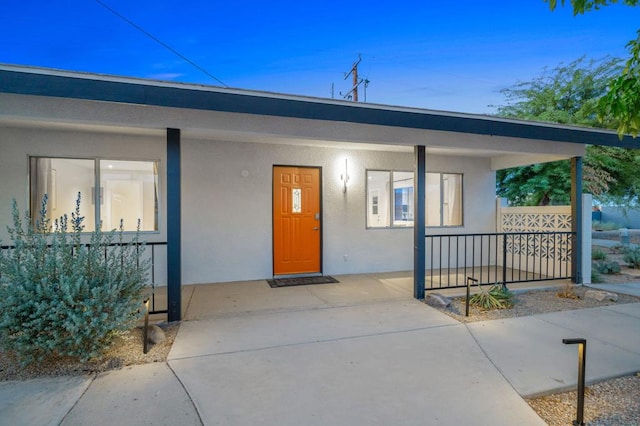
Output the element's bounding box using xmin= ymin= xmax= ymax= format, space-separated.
xmin=313 ymin=227 xmax=319 ymax=231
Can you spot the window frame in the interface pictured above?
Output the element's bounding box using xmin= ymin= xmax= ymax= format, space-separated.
xmin=365 ymin=169 xmax=464 ymax=229
xmin=427 ymin=172 xmax=464 ymax=228
xmin=366 ymin=169 xmax=392 ymax=229
xmin=29 ymin=156 xmax=161 ymax=233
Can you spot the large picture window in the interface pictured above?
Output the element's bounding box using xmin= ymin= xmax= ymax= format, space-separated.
xmin=366 ymin=170 xmax=462 ymax=228
xmin=29 ymin=157 xmax=159 ymax=232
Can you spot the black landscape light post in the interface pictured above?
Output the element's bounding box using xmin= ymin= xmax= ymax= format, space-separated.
xmin=466 ymin=277 xmax=478 ymax=317
xmin=143 ymin=298 xmax=150 ymax=354
xmin=563 ymin=338 xmax=587 ymax=426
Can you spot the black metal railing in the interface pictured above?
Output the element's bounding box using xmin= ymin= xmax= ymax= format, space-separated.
xmin=0 ymin=241 xmax=168 ymax=315
xmin=425 ymin=232 xmax=575 ymax=290
xmin=139 ymin=242 xmax=168 ymax=315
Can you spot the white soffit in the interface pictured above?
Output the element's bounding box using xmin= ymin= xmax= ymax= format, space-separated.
xmin=0 ymin=115 xmax=577 ymax=160
xmin=491 ymin=153 xmax=576 ymax=170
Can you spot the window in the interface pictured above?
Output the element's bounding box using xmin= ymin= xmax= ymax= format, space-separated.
xmin=30 ymin=157 xmax=159 ymax=232
xmin=428 ymin=173 xmax=463 ymax=227
xmin=366 ymin=170 xmax=462 ymax=228
xmin=367 ymin=171 xmax=389 ymax=227
xmin=392 ymin=171 xmax=414 ymax=227
xmin=367 ymin=170 xmax=414 ymax=228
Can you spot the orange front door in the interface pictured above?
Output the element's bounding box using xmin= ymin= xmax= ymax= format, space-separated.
xmin=273 ymin=166 xmax=321 ymax=275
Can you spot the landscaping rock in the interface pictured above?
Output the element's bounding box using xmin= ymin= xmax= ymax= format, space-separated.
xmin=147 ymin=325 xmax=166 ymax=344
xmin=585 ymin=289 xmax=618 ymax=302
xmin=425 ymin=293 xmax=452 ymax=308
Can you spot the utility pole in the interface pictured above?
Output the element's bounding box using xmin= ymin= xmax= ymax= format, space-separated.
xmin=341 ymin=55 xmax=369 ymax=102
xmin=346 ymin=56 xmax=361 ymax=101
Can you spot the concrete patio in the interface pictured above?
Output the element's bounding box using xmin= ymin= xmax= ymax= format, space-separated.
xmin=148 ymin=271 xmax=573 ymax=321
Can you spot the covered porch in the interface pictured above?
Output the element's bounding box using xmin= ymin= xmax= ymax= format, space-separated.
xmin=4 ymin=64 xmax=632 ymax=322
xmin=148 ymin=272 xmax=571 ymax=322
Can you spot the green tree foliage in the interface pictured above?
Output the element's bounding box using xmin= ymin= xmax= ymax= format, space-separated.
xmin=496 ymin=56 xmax=640 ymax=206
xmin=599 ymin=31 xmax=640 ymax=137
xmin=546 ymin=0 xmax=638 ymax=14
xmin=584 ymin=145 xmax=640 ymax=205
xmin=546 ymin=0 xmax=640 ymax=137
xmin=497 ymin=56 xmax=621 ymax=127
xmin=497 ymin=161 xmax=571 ymax=206
xmin=0 ymin=195 xmax=150 ymax=365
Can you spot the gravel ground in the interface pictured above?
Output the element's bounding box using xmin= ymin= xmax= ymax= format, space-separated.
xmin=429 ymin=285 xmax=640 ymax=425
xmin=527 ymin=374 xmax=640 ymax=426
xmin=432 ymin=285 xmax=640 ymax=323
xmin=0 ymin=322 xmax=178 ymax=381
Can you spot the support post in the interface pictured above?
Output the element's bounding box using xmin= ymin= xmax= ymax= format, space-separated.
xmin=581 ymin=194 xmax=592 ymax=284
xmin=414 ymin=146 xmax=426 ymax=300
xmin=167 ymin=128 xmax=182 ymax=322
xmin=502 ymin=234 xmax=508 ymax=289
xmin=571 ymin=157 xmax=583 ymax=284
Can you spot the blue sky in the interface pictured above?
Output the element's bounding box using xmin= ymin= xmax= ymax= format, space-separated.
xmin=1 ymin=1 xmax=639 ymax=113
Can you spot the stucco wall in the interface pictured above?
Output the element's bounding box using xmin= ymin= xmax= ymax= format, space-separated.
xmin=181 ymin=139 xmax=496 ymax=284
xmin=599 ymin=206 xmax=640 ymax=229
xmin=0 ymin=125 xmax=496 ymax=285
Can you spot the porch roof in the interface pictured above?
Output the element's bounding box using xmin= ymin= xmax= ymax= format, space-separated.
xmin=0 ymin=63 xmax=635 ymax=155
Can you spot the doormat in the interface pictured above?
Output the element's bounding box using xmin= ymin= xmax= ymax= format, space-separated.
xmin=267 ymin=276 xmax=339 ymax=288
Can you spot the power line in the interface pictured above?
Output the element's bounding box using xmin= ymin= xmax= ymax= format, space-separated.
xmin=94 ymin=0 xmax=228 ymax=87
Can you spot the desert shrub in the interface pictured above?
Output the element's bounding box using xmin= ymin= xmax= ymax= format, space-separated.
xmin=557 ymin=282 xmax=580 ymax=299
xmin=0 ymin=195 xmax=150 ymax=365
xmin=591 ymin=247 xmax=608 ymax=261
xmin=623 ymin=246 xmax=640 ymax=268
xmin=469 ymin=283 xmax=513 ymax=310
xmin=591 ymin=269 xmax=605 ymax=283
xmin=593 ymin=260 xmax=621 ymax=275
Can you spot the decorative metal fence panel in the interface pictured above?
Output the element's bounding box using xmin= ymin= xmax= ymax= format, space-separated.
xmin=425 ymin=232 xmax=574 ymax=290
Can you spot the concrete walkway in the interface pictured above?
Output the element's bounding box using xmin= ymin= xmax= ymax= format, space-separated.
xmin=2 ymin=275 xmax=640 ymax=425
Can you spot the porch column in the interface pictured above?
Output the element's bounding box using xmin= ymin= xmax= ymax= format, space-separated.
xmin=414 ymin=145 xmax=426 ymax=299
xmin=571 ymin=156 xmax=583 ymax=284
xmin=167 ymin=128 xmax=182 ymax=321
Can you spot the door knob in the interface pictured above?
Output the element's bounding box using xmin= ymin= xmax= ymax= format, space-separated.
xmin=313 ymin=227 xmax=319 ymax=231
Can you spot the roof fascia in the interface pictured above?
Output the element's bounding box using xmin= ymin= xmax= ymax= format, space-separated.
xmin=0 ymin=68 xmax=636 ymax=149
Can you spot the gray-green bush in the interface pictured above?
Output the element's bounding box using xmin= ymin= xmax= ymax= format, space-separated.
xmin=591 ymin=247 xmax=608 ymax=261
xmin=593 ymin=260 xmax=621 ymax=275
xmin=623 ymin=246 xmax=640 ymax=268
xmin=0 ymin=195 xmax=150 ymax=365
xmin=591 ymin=269 xmax=605 ymax=283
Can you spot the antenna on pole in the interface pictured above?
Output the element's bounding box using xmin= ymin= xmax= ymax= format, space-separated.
xmin=340 ymin=54 xmax=370 ymax=102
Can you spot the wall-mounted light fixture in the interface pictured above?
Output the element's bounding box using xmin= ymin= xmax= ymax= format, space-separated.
xmin=340 ymin=158 xmax=350 ymax=193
